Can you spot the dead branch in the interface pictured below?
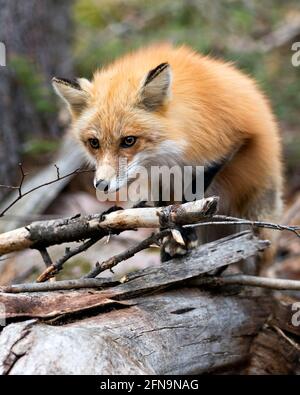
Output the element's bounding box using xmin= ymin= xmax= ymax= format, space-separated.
xmin=0 ymin=231 xmax=269 ymax=294
xmin=186 ymin=215 xmax=300 ymax=237
xmin=0 ymin=163 xmax=92 ymax=217
xmin=189 ymin=274 xmax=300 ymax=291
xmin=0 ymin=277 xmax=117 ymax=293
xmin=260 ymin=15 xmax=300 ymax=52
xmin=84 ymin=229 xmax=170 ymax=279
xmin=229 ymin=14 xmax=300 ymax=54
xmin=5 ymin=273 xmax=300 ymax=294
xmin=271 ymin=325 xmax=300 ymax=352
xmin=0 ymin=197 xmax=218 ymax=256
xmin=1 ymin=194 xmax=299 ymax=284
xmin=0 ymin=137 xmax=87 ymax=233
xmin=1 ymin=194 xmax=299 ymax=260
xmin=38 ymin=248 xmax=53 ymax=268
xmin=36 ymin=236 xmax=104 ymax=282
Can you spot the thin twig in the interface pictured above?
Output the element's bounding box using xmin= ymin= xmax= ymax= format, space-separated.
xmin=0 ymin=164 xmax=93 ymax=217
xmin=54 ymin=164 xmax=60 ymax=179
xmin=185 ymin=215 xmax=300 ymax=238
xmin=189 ymin=274 xmax=300 ymax=290
xmin=0 ymin=278 xmax=118 ymax=293
xmin=38 ymin=248 xmax=53 ymax=268
xmin=271 ymin=325 xmax=300 ymax=352
xmin=17 ymin=162 xmax=27 ymax=197
xmin=84 ymin=229 xmax=170 ymax=278
xmin=0 ymin=163 xmax=28 ymax=192
xmin=36 ymin=236 xmax=103 ymax=282
xmin=2 ymin=273 xmax=300 ymax=294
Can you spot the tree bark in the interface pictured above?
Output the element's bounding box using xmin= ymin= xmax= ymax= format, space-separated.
xmin=0 ymin=287 xmax=271 ymax=375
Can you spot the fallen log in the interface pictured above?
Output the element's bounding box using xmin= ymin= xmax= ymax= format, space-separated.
xmin=246 ymin=297 xmax=300 ymax=374
xmin=0 ymin=230 xmax=273 ymax=375
xmin=0 ymin=288 xmax=271 ymax=375
xmin=1 ymin=230 xmax=298 ymax=374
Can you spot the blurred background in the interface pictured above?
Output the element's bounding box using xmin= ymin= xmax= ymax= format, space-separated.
xmin=0 ymin=0 xmax=299 ymax=283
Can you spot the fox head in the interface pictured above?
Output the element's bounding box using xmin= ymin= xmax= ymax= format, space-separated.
xmin=52 ymin=62 xmax=184 ymax=194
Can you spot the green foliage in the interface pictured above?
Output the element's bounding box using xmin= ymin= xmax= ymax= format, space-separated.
xmin=9 ymin=55 xmax=56 ymax=114
xmin=72 ymin=0 xmax=300 ymax=127
xmin=23 ymin=138 xmax=60 ymax=157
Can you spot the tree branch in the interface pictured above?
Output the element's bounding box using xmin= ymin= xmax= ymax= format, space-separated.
xmin=38 ymin=247 xmax=53 ymax=268
xmin=0 ymin=278 xmax=117 ymax=293
xmin=84 ymin=229 xmax=171 ymax=279
xmin=36 ymin=236 xmax=103 ymax=282
xmin=0 ymin=197 xmax=219 ymax=255
xmin=189 ymin=274 xmax=300 ymax=290
xmin=185 ymin=214 xmax=300 ymax=237
xmin=3 ymin=273 xmax=300 ymax=294
xmin=0 ymin=164 xmax=93 ymax=217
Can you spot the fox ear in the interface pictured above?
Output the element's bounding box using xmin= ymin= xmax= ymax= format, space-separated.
xmin=52 ymin=77 xmax=91 ymax=116
xmin=139 ymin=63 xmax=172 ymax=110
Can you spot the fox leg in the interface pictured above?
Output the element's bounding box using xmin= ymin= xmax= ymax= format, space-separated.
xmin=159 ymin=160 xmax=227 ymax=262
xmin=160 ymin=226 xmax=199 ymax=262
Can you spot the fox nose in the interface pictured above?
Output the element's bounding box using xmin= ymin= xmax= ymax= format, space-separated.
xmin=95 ymin=179 xmax=110 ymax=192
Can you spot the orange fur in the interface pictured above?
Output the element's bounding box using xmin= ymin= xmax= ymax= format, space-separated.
xmin=53 ymin=43 xmax=283 ymax=226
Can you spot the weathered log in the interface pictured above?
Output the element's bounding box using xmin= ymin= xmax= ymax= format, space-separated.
xmin=246 ymin=326 xmax=300 ymax=374
xmin=1 ymin=231 xmax=296 ymax=374
xmin=0 ymin=287 xmax=271 ymax=375
xmin=0 ymin=230 xmax=273 ymax=374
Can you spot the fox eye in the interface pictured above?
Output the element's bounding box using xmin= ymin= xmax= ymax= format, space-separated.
xmin=120 ymin=136 xmax=137 ymax=148
xmin=88 ymin=138 xmax=100 ymax=149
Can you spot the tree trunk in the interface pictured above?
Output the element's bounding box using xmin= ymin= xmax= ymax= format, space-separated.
xmin=0 ymin=0 xmax=74 ymax=196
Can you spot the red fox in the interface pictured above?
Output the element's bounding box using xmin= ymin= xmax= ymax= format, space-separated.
xmin=52 ymin=43 xmax=283 ymax=264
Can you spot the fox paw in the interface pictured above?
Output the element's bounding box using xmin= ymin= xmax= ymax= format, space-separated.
xmin=161 ymin=227 xmax=198 ymax=262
